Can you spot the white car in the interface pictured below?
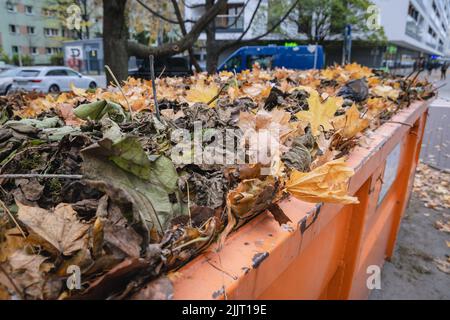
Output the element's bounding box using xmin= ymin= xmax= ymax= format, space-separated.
xmin=12 ymin=66 xmax=97 ymax=94
xmin=0 ymin=67 xmax=21 ymax=95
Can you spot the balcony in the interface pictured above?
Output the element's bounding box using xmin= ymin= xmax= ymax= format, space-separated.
xmin=405 ymin=20 xmax=423 ymax=42
xmin=215 ymin=14 xmax=244 ymax=32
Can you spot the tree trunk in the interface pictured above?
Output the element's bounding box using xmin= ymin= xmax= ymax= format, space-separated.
xmin=205 ymin=0 xmax=218 ymax=74
xmin=103 ymin=0 xmax=128 ymax=83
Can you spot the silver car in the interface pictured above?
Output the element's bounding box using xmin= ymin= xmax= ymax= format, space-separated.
xmin=12 ymin=66 xmax=97 ymax=94
xmin=0 ymin=67 xmax=21 ymax=95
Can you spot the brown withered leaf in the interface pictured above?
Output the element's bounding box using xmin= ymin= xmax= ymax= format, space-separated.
xmin=332 ymin=104 xmax=369 ymax=139
xmin=0 ymin=228 xmax=26 ymax=262
xmin=96 ymin=195 xmax=143 ymax=258
xmin=0 ymin=250 xmax=55 ymax=299
xmin=17 ymin=202 xmax=90 ymax=256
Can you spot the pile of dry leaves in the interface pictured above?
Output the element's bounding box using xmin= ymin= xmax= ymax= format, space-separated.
xmin=413 ymin=163 xmax=450 ymax=210
xmin=0 ymin=63 xmax=435 ymax=299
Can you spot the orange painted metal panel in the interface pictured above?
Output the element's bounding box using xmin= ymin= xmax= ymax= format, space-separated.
xmin=171 ymin=100 xmax=432 ymax=300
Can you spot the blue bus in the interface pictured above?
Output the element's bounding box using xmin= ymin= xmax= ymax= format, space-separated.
xmin=218 ymin=45 xmax=325 ymax=72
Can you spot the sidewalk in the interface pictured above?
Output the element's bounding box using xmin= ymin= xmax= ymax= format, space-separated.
xmin=419 ymin=70 xmax=450 ymax=172
xmin=369 ymin=194 xmax=450 ymax=300
xmin=369 ymin=71 xmax=450 ymax=300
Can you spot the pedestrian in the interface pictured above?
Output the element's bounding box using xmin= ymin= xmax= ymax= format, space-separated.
xmin=441 ymin=63 xmax=448 ymax=80
xmin=427 ymin=62 xmax=433 ymax=76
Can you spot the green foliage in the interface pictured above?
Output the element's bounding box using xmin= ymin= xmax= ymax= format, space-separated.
xmin=0 ymin=49 xmax=11 ymax=64
xmin=12 ymin=54 xmax=33 ymax=66
xmin=50 ymin=52 xmax=65 ymax=66
xmin=289 ymin=0 xmax=386 ymax=43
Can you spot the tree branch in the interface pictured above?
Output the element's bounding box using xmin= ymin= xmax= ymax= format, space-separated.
xmin=170 ymin=0 xmax=202 ymax=72
xmin=135 ymin=0 xmax=193 ymax=24
xmin=219 ymin=0 xmax=300 ymax=52
xmin=128 ymin=0 xmax=227 ymax=58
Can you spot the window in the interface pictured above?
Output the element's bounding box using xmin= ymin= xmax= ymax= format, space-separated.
xmin=46 ymin=69 xmax=68 ymax=76
xmin=6 ymin=2 xmax=16 ymax=12
xmin=27 ymin=26 xmax=35 ymax=35
xmin=45 ymin=47 xmax=62 ymax=55
xmin=216 ymin=3 xmax=244 ymax=31
xmin=223 ymin=56 xmax=242 ymax=71
xmin=67 ymin=70 xmax=80 ymax=77
xmin=18 ymin=70 xmax=41 ymax=77
xmin=11 ymin=46 xmax=19 ymax=54
xmin=408 ymin=4 xmax=418 ymax=20
xmin=25 ymin=5 xmax=33 ymax=15
xmin=428 ymin=26 xmax=437 ymax=38
xmin=44 ymin=28 xmax=59 ymax=37
xmin=9 ymin=24 xmax=17 ymax=34
xmin=246 ymin=55 xmax=274 ymax=69
xmin=42 ymin=8 xmax=57 ymax=16
xmin=30 ymin=47 xmax=38 ymax=55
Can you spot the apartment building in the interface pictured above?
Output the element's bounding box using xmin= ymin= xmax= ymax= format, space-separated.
xmin=372 ymin=0 xmax=450 ymax=63
xmin=184 ymin=0 xmax=450 ymax=68
xmin=0 ymin=0 xmax=79 ymax=65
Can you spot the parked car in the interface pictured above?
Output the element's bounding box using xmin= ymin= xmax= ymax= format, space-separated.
xmin=0 ymin=63 xmax=17 ymax=73
xmin=0 ymin=67 xmax=21 ymax=95
xmin=129 ymin=56 xmax=192 ymax=79
xmin=218 ymin=45 xmax=325 ymax=73
xmin=12 ymin=66 xmax=97 ymax=94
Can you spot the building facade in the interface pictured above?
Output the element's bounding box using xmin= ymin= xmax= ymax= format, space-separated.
xmin=0 ymin=0 xmax=70 ymax=64
xmin=0 ymin=0 xmax=101 ymax=66
xmin=372 ymin=0 xmax=450 ymax=63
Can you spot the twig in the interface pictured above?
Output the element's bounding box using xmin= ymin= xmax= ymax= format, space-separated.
xmin=381 ymin=120 xmax=413 ymax=127
xmin=104 ymin=65 xmax=134 ymax=120
xmin=0 ymin=199 xmax=27 ymax=239
xmin=207 ymin=83 xmax=227 ymax=106
xmin=0 ymin=174 xmax=83 ymax=179
xmin=206 ymin=258 xmax=238 ymax=280
xmin=158 ymin=65 xmax=166 ymax=79
xmin=186 ymin=181 xmax=192 ymax=227
xmin=149 ymin=55 xmax=161 ymax=120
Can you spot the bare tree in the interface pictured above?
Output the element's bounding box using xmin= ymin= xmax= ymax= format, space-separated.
xmin=103 ymin=0 xmax=227 ymax=82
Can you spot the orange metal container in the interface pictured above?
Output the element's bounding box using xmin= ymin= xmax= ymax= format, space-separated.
xmin=170 ymin=100 xmax=431 ymax=300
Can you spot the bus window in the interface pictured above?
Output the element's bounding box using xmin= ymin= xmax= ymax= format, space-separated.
xmin=247 ymin=55 xmax=273 ymax=69
xmin=223 ymin=56 xmax=241 ymax=71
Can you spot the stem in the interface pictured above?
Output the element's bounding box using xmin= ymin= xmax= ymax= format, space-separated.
xmin=105 ymin=65 xmax=134 ymax=120
xmin=149 ymin=55 xmax=161 ymax=120
xmin=0 ymin=174 xmax=83 ymax=179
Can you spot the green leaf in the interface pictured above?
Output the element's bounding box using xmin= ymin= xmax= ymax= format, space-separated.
xmin=149 ymin=155 xmax=178 ymax=193
xmin=81 ymin=137 xmax=185 ymax=241
xmin=109 ymin=136 xmax=152 ymax=180
xmin=74 ymin=100 xmax=127 ymax=123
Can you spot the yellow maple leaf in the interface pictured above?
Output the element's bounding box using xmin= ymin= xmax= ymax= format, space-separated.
xmin=70 ymin=83 xmax=88 ymax=97
xmin=185 ymin=81 xmax=219 ymax=107
xmin=296 ymin=90 xmax=343 ymax=136
xmin=332 ymin=104 xmax=369 ymax=139
xmin=285 ymin=158 xmax=359 ymax=204
xmin=344 ymin=63 xmax=373 ymax=79
xmin=367 ymin=98 xmax=389 ymax=118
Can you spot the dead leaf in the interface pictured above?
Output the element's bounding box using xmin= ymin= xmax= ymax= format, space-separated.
xmin=332 ymin=104 xmax=369 ymax=139
xmin=185 ymin=81 xmax=219 ymax=107
xmin=434 ymin=258 xmax=450 ymax=274
xmin=285 ymin=158 xmax=359 ymax=204
xmin=296 ymin=91 xmax=343 ymax=136
xmin=17 ymin=202 xmax=90 ymax=256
